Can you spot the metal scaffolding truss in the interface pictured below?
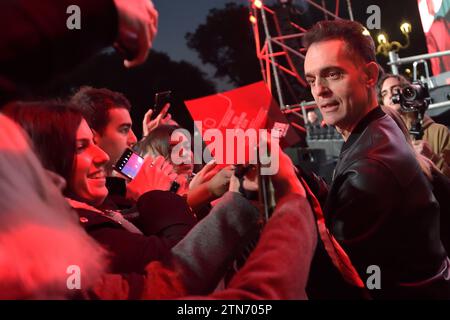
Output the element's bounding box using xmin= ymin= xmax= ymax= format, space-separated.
xmin=248 ymin=0 xmax=354 ymax=111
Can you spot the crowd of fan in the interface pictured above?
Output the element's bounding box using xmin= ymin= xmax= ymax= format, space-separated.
xmin=1 ymin=0 xmax=450 ymax=300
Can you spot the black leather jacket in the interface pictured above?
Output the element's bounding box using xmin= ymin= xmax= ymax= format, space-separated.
xmin=322 ymin=107 xmax=449 ymax=298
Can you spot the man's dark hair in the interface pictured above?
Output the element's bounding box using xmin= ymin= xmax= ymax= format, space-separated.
xmin=302 ymin=19 xmax=376 ymax=64
xmin=70 ymin=86 xmax=131 ymax=133
xmin=377 ymin=73 xmax=411 ymax=105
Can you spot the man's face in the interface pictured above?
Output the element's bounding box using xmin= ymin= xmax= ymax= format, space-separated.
xmin=380 ymin=77 xmax=402 ymax=112
xmin=95 ymin=108 xmax=137 ymax=173
xmin=307 ymin=111 xmax=318 ymax=124
xmin=305 ymin=39 xmax=372 ymax=134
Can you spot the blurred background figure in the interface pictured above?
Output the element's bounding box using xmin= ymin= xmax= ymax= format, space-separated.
xmin=135 ymin=124 xmax=194 ymax=195
xmin=0 ymin=113 xmax=106 ymax=299
xmin=306 ymin=110 xmax=320 ymax=127
xmin=0 ymin=0 xmax=158 ymax=106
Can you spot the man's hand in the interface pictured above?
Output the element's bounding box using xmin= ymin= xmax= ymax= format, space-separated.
xmin=229 ymin=166 xmax=259 ymax=193
xmin=206 ymin=166 xmax=235 ymax=197
xmin=269 ymin=146 xmax=306 ymax=201
xmin=413 ymin=139 xmax=434 ymax=159
xmin=126 ymin=156 xmax=177 ymax=202
xmin=113 ymin=0 xmax=158 ymax=68
xmin=188 ymin=160 xmax=218 ymax=190
xmin=142 ymin=104 xmax=173 ymax=137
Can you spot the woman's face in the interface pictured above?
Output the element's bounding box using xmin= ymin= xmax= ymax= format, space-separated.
xmin=170 ymin=131 xmax=194 ymax=176
xmin=69 ymin=119 xmax=110 ymax=206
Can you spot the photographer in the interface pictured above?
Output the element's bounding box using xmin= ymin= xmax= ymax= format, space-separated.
xmin=378 ymin=73 xmax=450 ymax=177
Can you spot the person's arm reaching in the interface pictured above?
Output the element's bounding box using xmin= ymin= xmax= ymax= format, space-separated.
xmin=0 ymin=0 xmax=158 ymax=104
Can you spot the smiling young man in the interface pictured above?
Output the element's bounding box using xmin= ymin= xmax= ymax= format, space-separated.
xmin=71 ymin=86 xmax=137 ymax=176
xmin=71 ymin=87 xmax=176 ymax=210
xmin=303 ymin=19 xmax=450 ymax=299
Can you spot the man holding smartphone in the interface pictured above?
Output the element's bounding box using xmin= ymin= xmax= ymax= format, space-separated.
xmin=71 ymin=86 xmax=177 ymax=208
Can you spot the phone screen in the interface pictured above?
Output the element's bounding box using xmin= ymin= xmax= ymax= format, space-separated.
xmin=121 ymin=152 xmax=144 ymax=179
xmin=114 ymin=149 xmax=144 ymax=179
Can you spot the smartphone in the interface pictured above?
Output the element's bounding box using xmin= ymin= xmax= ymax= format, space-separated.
xmin=152 ymin=90 xmax=172 ymax=119
xmin=113 ymin=148 xmax=145 ymax=179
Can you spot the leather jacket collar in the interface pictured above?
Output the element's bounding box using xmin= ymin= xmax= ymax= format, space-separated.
xmin=341 ymin=107 xmax=385 ymax=154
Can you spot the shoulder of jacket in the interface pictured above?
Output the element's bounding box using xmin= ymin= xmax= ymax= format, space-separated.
xmin=75 ymin=208 xmax=122 ymax=230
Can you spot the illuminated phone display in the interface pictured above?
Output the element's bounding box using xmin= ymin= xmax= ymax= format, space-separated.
xmin=114 ymin=149 xmax=144 ymax=179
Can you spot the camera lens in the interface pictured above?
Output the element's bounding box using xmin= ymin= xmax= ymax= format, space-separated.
xmin=403 ymin=86 xmax=416 ymax=100
xmin=391 ymin=94 xmax=400 ymax=104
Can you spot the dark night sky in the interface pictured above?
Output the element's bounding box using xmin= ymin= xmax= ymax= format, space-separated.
xmin=153 ymin=0 xmax=250 ymax=90
xmin=152 ymin=0 xmax=428 ymax=90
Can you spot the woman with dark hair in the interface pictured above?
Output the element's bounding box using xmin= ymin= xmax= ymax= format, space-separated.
xmin=2 ymin=101 xmax=197 ymax=274
xmin=0 ymin=113 xmax=106 ymax=299
xmin=0 ymin=111 xmax=317 ymax=300
xmin=3 ymin=102 xmax=82 ymax=186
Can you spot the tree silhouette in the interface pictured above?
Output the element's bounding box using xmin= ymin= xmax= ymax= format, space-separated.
xmin=36 ymin=50 xmax=216 ymax=136
xmin=185 ymin=2 xmax=313 ymax=104
xmin=186 ymin=3 xmax=262 ymax=87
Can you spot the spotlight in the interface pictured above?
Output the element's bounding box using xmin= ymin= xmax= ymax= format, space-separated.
xmin=377 ymin=33 xmax=388 ymax=45
xmin=249 ymin=15 xmax=257 ymax=24
xmin=253 ymin=0 xmax=263 ymax=9
xmin=400 ymin=22 xmax=411 ymax=35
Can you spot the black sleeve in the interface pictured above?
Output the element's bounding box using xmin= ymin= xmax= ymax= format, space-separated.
xmin=88 ymin=226 xmax=172 ymax=275
xmin=329 ymin=159 xmax=397 ymax=240
xmin=0 ymin=0 xmax=118 ymax=102
xmin=136 ymin=190 xmax=197 ymax=244
xmin=295 ymin=164 xmax=329 ymax=207
xmin=325 ymin=159 xmax=399 ymax=271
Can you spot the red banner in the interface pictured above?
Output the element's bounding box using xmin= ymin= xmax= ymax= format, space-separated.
xmin=184 ymin=81 xmax=300 ymax=165
xmin=418 ymin=0 xmax=450 ymax=77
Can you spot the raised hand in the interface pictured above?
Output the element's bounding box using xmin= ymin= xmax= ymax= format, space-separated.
xmin=113 ymin=0 xmax=159 ymax=68
xmin=206 ymin=165 xmax=235 ymax=197
xmin=126 ymin=156 xmax=177 ymax=202
xmin=188 ymin=159 xmax=218 ymax=190
xmin=142 ymin=104 xmax=173 ymax=137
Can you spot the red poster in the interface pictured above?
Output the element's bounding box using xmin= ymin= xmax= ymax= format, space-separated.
xmin=185 ymin=81 xmax=300 ymax=164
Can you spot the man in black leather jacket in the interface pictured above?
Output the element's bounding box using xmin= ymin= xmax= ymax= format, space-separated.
xmin=303 ymin=19 xmax=450 ymax=299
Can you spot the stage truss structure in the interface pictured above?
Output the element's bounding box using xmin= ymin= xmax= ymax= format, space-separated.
xmin=247 ymin=0 xmax=354 ymax=127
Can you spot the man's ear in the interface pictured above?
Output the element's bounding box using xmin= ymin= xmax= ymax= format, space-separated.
xmin=364 ymin=61 xmax=379 ymax=87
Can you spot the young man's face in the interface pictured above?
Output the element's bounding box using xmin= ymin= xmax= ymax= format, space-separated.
xmin=94 ymin=108 xmax=137 ymax=174
xmin=380 ymin=77 xmax=403 ymax=112
xmin=305 ymin=39 xmax=373 ymax=135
